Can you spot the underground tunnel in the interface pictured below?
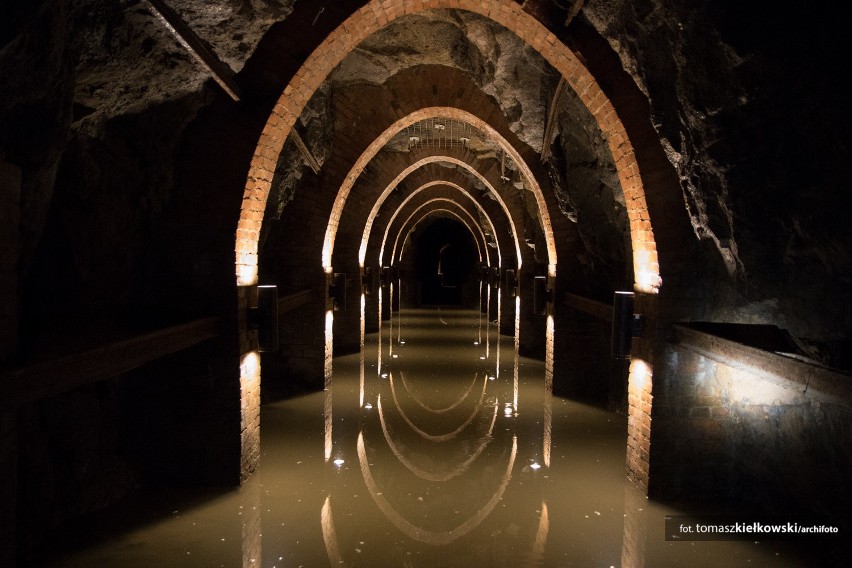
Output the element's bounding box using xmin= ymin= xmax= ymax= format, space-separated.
xmin=1 ymin=1 xmax=850 ymax=566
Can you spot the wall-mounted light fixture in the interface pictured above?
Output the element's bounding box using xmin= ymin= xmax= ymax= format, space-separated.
xmin=479 ymin=264 xmax=489 ymax=284
xmin=248 ymin=285 xmax=279 ymax=352
xmin=533 ymin=275 xmax=548 ymax=315
xmin=611 ymin=291 xmax=645 ymax=359
xmin=330 ymin=272 xmax=347 ymax=312
xmin=362 ymin=267 xmax=378 ymax=296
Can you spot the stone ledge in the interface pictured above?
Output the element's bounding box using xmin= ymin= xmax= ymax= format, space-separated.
xmin=672 ymin=323 xmax=852 ymax=406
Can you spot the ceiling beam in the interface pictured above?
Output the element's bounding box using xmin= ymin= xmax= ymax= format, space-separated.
xmin=541 ymin=77 xmax=568 ymax=162
xmin=290 ymin=128 xmax=321 ymax=174
xmin=564 ymin=0 xmax=586 ymax=27
xmin=146 ymin=0 xmax=242 ymax=101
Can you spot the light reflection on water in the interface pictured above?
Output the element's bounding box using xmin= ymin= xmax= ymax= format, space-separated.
xmin=47 ymin=307 xmax=819 ymax=568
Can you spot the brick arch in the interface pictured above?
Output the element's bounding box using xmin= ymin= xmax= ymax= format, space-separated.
xmin=237 ymin=0 xmax=660 ymax=294
xmin=326 ymin=108 xmax=546 ymax=273
xmin=357 ymin=152 xmax=527 ymax=277
xmin=233 ymin=0 xmax=666 ymax=484
xmin=372 ymin=181 xmax=505 ymax=270
xmin=357 ymin=152 xmax=525 ymax=272
xmin=389 ymin=201 xmax=487 ymax=267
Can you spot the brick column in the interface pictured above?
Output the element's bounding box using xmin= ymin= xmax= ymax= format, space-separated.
xmin=0 ymin=155 xmax=21 ymax=565
xmin=363 ymin=267 xmax=380 ymax=333
xmin=625 ymin=292 xmax=658 ymax=490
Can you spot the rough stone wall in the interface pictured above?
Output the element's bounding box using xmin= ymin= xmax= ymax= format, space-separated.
xmin=2 ymin=2 xmax=272 ymax=560
xmin=551 ymin=92 xmax=630 ymax=300
xmin=0 ymin=156 xmax=21 ymax=359
xmin=650 ymin=342 xmax=852 ymax=522
xmin=72 ymin=0 xmax=294 ymax=123
xmin=15 ymin=384 xmax=137 ymax=561
xmin=331 ymin=9 xmax=554 ymax=153
xmin=0 ymin=0 xmax=75 ymax=281
xmin=583 ymin=0 xmax=851 ymax=346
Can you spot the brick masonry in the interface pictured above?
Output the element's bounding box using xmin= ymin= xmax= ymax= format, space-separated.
xmin=236 ymin=0 xmax=661 ymax=307
xmin=233 ymin=0 xmax=695 ymax=492
xmin=649 ymin=338 xmax=852 ymax=521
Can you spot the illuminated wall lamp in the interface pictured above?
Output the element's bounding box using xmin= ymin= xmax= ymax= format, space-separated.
xmin=533 ymin=275 xmax=550 ymax=315
xmin=611 ymin=291 xmax=645 ymax=359
xmin=248 ymin=285 xmax=279 ymax=352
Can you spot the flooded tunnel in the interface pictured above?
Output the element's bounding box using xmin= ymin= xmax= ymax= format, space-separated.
xmin=40 ymin=304 xmax=825 ymax=567
xmin=1 ymin=1 xmax=850 ymax=566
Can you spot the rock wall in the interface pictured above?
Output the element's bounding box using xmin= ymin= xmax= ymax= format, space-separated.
xmin=583 ymin=0 xmax=851 ymax=347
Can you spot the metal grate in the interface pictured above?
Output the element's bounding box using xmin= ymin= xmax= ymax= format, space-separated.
xmin=405 ymin=118 xmax=476 ymax=150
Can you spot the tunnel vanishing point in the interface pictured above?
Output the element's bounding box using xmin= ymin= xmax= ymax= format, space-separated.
xmin=1 ymin=0 xmax=850 ymax=565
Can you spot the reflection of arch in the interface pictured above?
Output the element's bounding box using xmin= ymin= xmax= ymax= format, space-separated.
xmin=384 ymin=374 xmax=488 ymax=442
xmin=394 ymin=207 xmax=480 ymax=267
xmin=357 ymin=148 xmax=525 ymax=270
xmin=376 ymin=181 xmax=505 ymax=268
xmin=400 ymin=370 xmax=480 ymax=414
xmin=376 ymin=391 xmax=498 ymax=482
xmin=321 ymin=496 xmax=343 ymax=566
xmin=357 ymin=431 xmax=517 ymax=545
xmin=390 ymin=201 xmax=489 ymax=267
xmin=533 ymin=501 xmax=549 ymax=560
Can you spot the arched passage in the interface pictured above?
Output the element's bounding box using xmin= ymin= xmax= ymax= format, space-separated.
xmin=386 ymin=200 xmax=490 ymax=268
xmin=374 ymin=182 xmax=506 ymax=270
xmin=396 ymin=212 xmax=481 ymax=306
xmin=326 ymin=108 xmax=553 ymax=273
xmin=236 ymin=0 xmax=666 ymax=487
xmin=237 ymin=1 xmax=660 ymax=295
xmin=356 ymin=151 xmax=525 ymax=270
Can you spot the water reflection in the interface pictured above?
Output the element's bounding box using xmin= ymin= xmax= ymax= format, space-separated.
xmin=47 ymin=302 xmax=822 ymax=568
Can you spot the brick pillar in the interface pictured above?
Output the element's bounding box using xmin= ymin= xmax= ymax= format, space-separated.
xmin=380 ymin=280 xmax=390 ymax=321
xmin=0 ymin=155 xmax=21 ymax=566
xmin=236 ymin=285 xmax=261 ymax=482
xmin=487 ymin=280 xmax=499 ymax=323
xmin=499 ymin=271 xmax=515 ymax=336
xmin=363 ymin=267 xmax=380 ymax=334
xmin=331 ymin=267 xmax=360 ymax=355
xmin=625 ymin=292 xmax=658 ymax=491
xmin=518 ymin=271 xmax=544 ymax=357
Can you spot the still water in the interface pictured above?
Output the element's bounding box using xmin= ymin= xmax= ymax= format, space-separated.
xmin=47 ymin=307 xmax=823 ymax=567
